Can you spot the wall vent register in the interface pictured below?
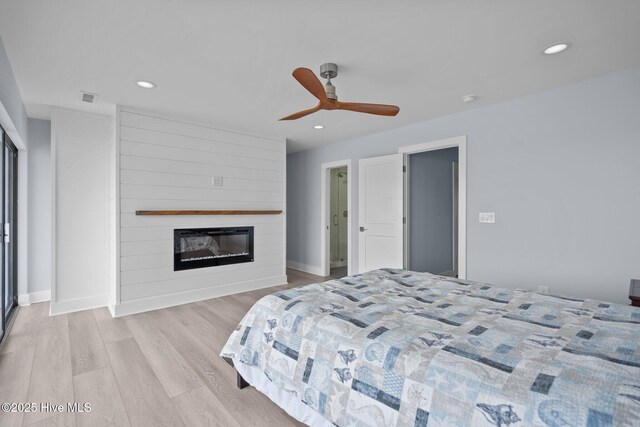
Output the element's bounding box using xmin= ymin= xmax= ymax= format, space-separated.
xmin=80 ymin=91 xmax=99 ymax=103
xmin=174 ymin=227 xmax=254 ymax=271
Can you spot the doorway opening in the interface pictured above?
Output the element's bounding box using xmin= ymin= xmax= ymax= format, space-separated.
xmin=0 ymin=124 xmax=18 ymax=344
xmin=399 ymin=136 xmax=467 ymax=279
xmin=329 ymin=167 xmax=348 ymax=278
xmin=406 ymin=148 xmax=459 ymax=276
xmin=320 ymin=160 xmax=351 ymax=279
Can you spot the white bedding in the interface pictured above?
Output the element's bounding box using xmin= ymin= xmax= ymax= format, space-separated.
xmin=235 ymin=361 xmax=333 ymax=427
xmin=222 ymin=268 xmax=640 ymax=426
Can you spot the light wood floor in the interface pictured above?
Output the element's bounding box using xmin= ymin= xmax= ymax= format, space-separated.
xmin=0 ymin=268 xmax=328 ymax=427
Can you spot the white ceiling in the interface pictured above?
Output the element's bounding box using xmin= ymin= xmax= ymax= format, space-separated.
xmin=1 ymin=0 xmax=639 ymax=152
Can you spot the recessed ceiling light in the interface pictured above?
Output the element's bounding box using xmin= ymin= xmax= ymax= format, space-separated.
xmin=543 ymin=43 xmax=569 ymax=55
xmin=462 ymin=95 xmax=477 ymax=103
xmin=136 ymin=80 xmax=157 ymax=89
xmin=313 ymin=125 xmax=324 ymax=129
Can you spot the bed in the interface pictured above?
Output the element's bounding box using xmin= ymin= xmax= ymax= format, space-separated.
xmin=220 ymin=268 xmax=640 ymax=426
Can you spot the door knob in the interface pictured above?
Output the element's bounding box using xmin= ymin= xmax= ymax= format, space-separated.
xmin=359 ymin=226 xmax=367 ymax=232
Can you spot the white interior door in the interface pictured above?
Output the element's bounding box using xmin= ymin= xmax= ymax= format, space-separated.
xmin=358 ymin=154 xmax=404 ymax=272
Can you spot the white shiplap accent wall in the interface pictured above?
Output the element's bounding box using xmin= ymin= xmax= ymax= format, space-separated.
xmin=112 ymin=107 xmax=286 ymax=316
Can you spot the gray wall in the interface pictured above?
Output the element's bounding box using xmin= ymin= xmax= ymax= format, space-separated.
xmin=287 ymin=67 xmax=640 ymax=304
xmin=1 ymin=34 xmax=34 ymax=303
xmin=27 ymin=118 xmax=51 ymax=293
xmin=0 ymin=36 xmax=28 ymax=146
xmin=409 ymin=147 xmax=458 ymax=274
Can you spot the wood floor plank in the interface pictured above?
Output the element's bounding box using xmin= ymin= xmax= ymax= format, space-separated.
xmin=143 ymin=308 xmax=208 ymax=351
xmin=40 ymin=304 xmax=69 ymax=332
xmin=40 ymin=314 xmax=69 ymax=331
xmin=189 ymin=304 xmax=243 ymax=350
xmin=212 ymin=295 xmax=253 ymax=313
xmin=167 ymin=302 xmax=242 ymax=353
xmin=68 ymin=311 xmax=109 ymax=376
xmin=93 ymin=308 xmax=132 ymax=344
xmin=0 ymin=269 xmax=322 ymax=427
xmin=171 ymin=385 xmax=241 ymax=427
xmin=104 ymin=338 xmax=184 ymax=427
xmin=185 ymin=320 xmax=225 ymax=354
xmin=0 ymin=303 xmax=45 ymax=355
xmin=26 ymin=411 xmax=76 ymax=427
xmin=192 ymin=302 xmax=240 ymax=329
xmin=124 ymin=313 xmax=202 ymax=398
xmin=203 ymin=296 xmax=252 ymax=323
xmin=0 ymin=347 xmax=35 ymax=427
xmin=23 ymin=319 xmax=74 ymax=426
xmin=148 ymin=309 xmax=300 ymax=427
xmin=165 ymin=303 xmax=209 ymax=327
xmin=73 ymin=367 xmax=130 ymax=427
xmin=177 ymin=341 xmax=299 ymax=427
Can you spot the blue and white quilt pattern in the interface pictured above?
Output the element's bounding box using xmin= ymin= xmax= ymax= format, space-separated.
xmin=220 ymin=269 xmax=640 ymax=426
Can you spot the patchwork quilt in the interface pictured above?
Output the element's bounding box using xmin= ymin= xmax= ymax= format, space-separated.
xmin=220 ymin=269 xmax=640 ymax=426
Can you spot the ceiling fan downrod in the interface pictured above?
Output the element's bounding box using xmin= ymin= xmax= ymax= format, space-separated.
xmin=320 ymin=63 xmax=338 ymax=101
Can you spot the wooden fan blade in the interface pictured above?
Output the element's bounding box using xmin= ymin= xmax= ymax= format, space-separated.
xmin=336 ymin=101 xmax=399 ymax=116
xmin=279 ymin=104 xmax=322 ymax=121
xmin=292 ymin=68 xmax=328 ymax=102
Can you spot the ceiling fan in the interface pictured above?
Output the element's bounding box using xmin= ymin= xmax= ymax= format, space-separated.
xmin=279 ymin=63 xmax=400 ymax=121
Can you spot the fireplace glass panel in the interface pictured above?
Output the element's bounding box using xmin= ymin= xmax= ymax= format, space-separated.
xmin=174 ymin=227 xmax=254 ymax=271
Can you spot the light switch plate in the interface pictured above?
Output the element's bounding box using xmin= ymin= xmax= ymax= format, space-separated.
xmin=212 ymin=176 xmax=224 ymax=187
xmin=479 ymin=212 xmax=495 ymax=223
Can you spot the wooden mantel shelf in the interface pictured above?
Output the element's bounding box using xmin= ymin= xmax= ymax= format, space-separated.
xmin=135 ymin=210 xmax=282 ymax=216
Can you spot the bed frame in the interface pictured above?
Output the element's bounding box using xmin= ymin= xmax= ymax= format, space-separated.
xmin=222 ymin=355 xmax=250 ymax=389
xmin=236 ymin=371 xmax=250 ymax=389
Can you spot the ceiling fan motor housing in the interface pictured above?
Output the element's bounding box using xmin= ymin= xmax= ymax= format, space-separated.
xmin=325 ymin=81 xmax=338 ymax=100
xmin=319 ymin=63 xmax=338 ymax=79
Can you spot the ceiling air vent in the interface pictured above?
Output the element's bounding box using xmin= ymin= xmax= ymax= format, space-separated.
xmin=81 ymin=91 xmax=99 ymax=104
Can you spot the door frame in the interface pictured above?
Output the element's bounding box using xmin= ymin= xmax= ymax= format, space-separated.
xmin=399 ymin=135 xmax=467 ymax=279
xmin=320 ymin=159 xmax=352 ymax=277
xmin=0 ymin=128 xmax=19 ymax=343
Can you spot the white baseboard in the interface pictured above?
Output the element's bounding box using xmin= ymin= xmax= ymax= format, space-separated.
xmin=111 ymin=275 xmax=287 ymax=318
xmin=18 ymin=290 xmax=51 ymax=306
xmin=49 ymin=295 xmax=108 ymax=316
xmin=286 ymin=261 xmax=324 ymax=276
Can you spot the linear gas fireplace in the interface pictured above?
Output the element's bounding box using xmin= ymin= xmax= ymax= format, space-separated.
xmin=174 ymin=227 xmax=254 ymax=271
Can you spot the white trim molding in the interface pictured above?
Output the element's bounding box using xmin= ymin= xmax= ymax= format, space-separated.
xmin=18 ymin=290 xmax=51 ymax=306
xmin=111 ymin=275 xmax=286 ymax=317
xmin=49 ymin=294 xmax=107 ymax=316
xmin=399 ymin=135 xmax=468 ymax=279
xmin=286 ymin=260 xmax=324 ymax=277
xmin=320 ymin=159 xmax=353 ymax=277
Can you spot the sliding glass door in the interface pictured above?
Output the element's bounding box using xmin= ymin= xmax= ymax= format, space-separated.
xmin=0 ymin=125 xmax=18 ymax=343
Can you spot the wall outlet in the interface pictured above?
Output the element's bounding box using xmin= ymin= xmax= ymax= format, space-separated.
xmin=212 ymin=176 xmax=223 ymax=187
xmin=537 ymin=285 xmax=550 ymax=294
xmin=479 ymin=212 xmax=495 ymax=223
